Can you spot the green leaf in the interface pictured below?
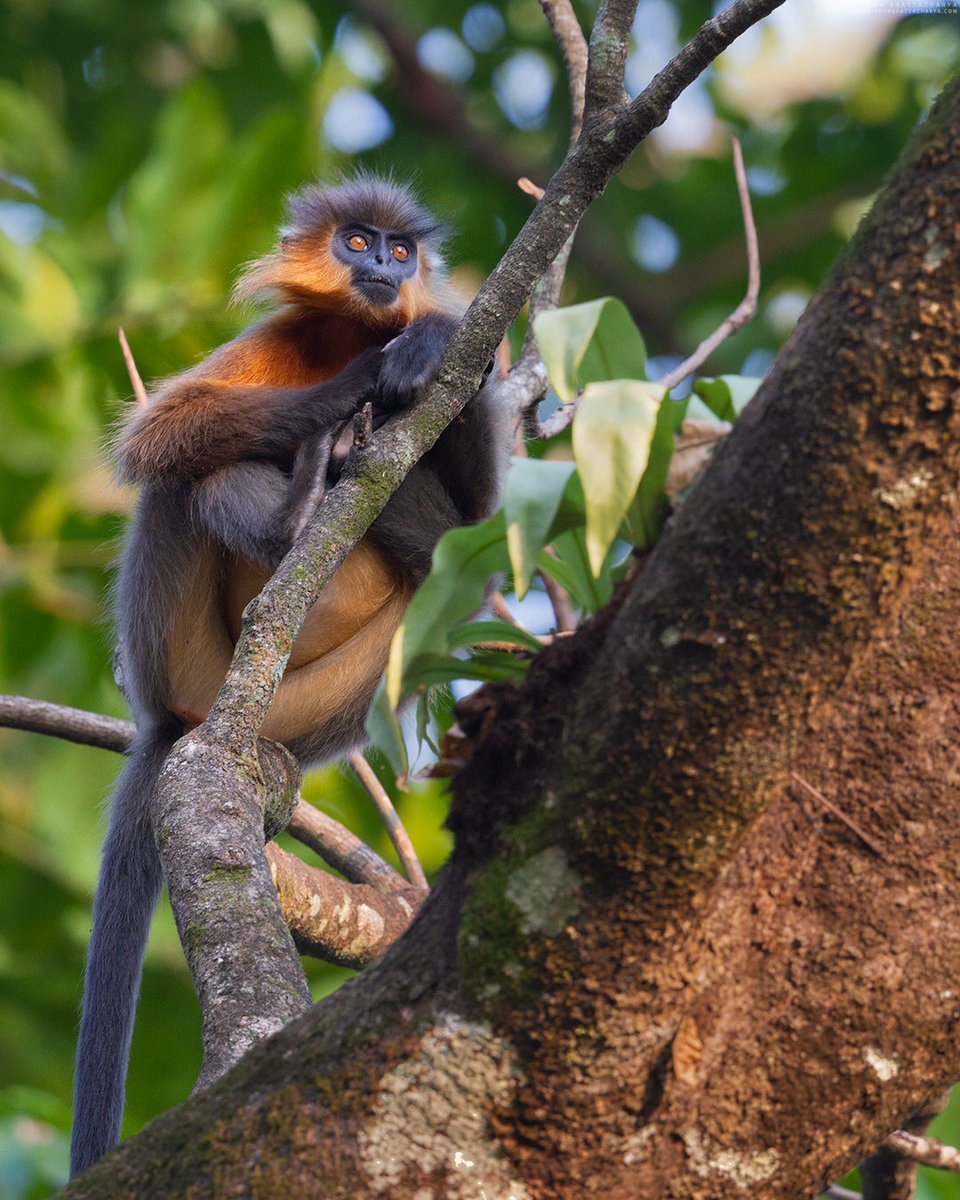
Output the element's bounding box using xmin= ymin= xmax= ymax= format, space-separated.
xmin=410 ymin=651 xmax=531 ymax=687
xmin=624 ymin=388 xmax=676 ymax=549
xmin=539 ymin=525 xmax=612 ymax=614
xmin=503 ymin=457 xmax=575 ymax=598
xmin=383 ymin=511 xmax=511 ymax=708
xmin=693 ymin=375 xmax=763 ymax=422
xmin=572 ymin=379 xmax=664 ymax=574
xmin=447 ymin=619 xmax=544 ymax=654
xmin=366 ymin=681 xmax=409 ymax=779
xmin=534 ymin=298 xmax=647 ymax=404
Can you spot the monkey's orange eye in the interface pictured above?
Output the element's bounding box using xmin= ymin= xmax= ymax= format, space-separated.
xmin=347 ymin=234 xmax=368 ymax=252
xmin=391 ymin=244 xmax=410 ymax=262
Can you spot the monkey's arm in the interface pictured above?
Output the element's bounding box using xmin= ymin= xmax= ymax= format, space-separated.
xmin=377 ymin=312 xmax=509 ymax=515
xmin=367 ymin=313 xmax=511 ymax=576
xmin=427 ymin=381 xmax=511 ymax=521
xmin=370 ymin=383 xmax=511 ymax=580
xmin=119 ymin=349 xmax=380 ymax=485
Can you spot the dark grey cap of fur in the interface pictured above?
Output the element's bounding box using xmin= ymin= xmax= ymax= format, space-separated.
xmin=285 ymin=174 xmax=445 ymax=251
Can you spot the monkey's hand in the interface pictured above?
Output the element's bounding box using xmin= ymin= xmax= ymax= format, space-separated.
xmin=315 ymin=346 xmax=383 ymax=426
xmin=377 ymin=313 xmax=459 ymax=411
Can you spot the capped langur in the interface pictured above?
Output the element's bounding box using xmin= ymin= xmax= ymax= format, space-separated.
xmin=71 ymin=176 xmax=509 ymax=1176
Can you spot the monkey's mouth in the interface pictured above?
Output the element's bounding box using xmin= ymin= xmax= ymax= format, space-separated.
xmin=355 ymin=274 xmax=400 ymax=307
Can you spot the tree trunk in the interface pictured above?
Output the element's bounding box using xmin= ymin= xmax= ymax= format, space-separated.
xmin=62 ymin=73 xmax=960 ymax=1200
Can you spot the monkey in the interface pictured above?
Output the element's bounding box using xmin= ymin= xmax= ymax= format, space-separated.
xmin=70 ymin=175 xmax=510 ymax=1177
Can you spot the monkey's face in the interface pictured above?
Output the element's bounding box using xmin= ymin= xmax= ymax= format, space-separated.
xmin=331 ymin=223 xmax=419 ymax=308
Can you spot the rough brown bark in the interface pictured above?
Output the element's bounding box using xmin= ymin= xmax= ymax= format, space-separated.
xmin=60 ymin=65 xmax=960 ymax=1200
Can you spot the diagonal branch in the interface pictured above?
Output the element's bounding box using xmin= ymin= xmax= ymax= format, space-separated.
xmin=202 ymin=0 xmax=788 ymax=755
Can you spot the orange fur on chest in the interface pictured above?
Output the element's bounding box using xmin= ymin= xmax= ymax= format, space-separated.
xmin=207 ymin=310 xmax=382 ymax=389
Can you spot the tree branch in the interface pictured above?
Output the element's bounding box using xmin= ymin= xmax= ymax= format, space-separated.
xmin=884 ymin=1129 xmax=960 ymax=1173
xmin=0 ymin=693 xmax=134 ymax=753
xmin=267 ymin=843 xmax=425 ymax=967
xmin=349 ymin=752 xmax=428 ymax=891
xmin=155 ymin=735 xmax=310 ymax=1090
xmin=286 ymin=798 xmax=408 ymax=892
xmin=584 ymin=0 xmax=636 ymax=120
xmin=518 ymin=1 xmax=588 ymax=427
xmin=541 ymin=0 xmax=587 ymax=141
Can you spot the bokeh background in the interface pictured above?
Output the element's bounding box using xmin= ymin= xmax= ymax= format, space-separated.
xmin=1 ymin=0 xmax=958 ymax=1194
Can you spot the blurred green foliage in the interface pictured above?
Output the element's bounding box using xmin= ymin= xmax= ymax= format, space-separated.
xmin=1 ymin=0 xmax=958 ymax=1193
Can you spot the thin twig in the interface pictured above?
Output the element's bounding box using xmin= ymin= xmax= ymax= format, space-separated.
xmin=540 ymin=0 xmax=588 ymax=143
xmin=516 ymin=0 xmax=591 ymax=436
xmin=118 ymin=327 xmax=148 ymax=407
xmin=824 ymin=1188 xmax=861 ymax=1200
xmin=0 ymin=694 xmax=135 ymax=753
xmin=659 ymin=138 xmax=759 ymax=392
xmin=791 ymin=770 xmax=886 ymax=859
xmin=538 ymin=396 xmax=581 ymax=439
xmin=349 ymin=751 xmax=428 ymax=891
xmin=286 ymin=798 xmax=408 ymax=893
xmin=539 ymin=553 xmax=579 ymax=633
xmin=884 ymin=1129 xmax=960 ymax=1174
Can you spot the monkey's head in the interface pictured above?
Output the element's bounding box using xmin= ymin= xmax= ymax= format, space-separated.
xmin=235 ymin=175 xmax=450 ymax=327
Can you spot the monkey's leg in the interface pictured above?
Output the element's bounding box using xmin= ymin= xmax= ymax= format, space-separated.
xmin=71 ymin=723 xmax=179 ymax=1177
xmin=285 ymin=431 xmax=336 ymax=542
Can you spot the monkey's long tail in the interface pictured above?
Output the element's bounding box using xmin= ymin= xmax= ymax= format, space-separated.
xmin=70 ymin=723 xmax=176 ymax=1178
